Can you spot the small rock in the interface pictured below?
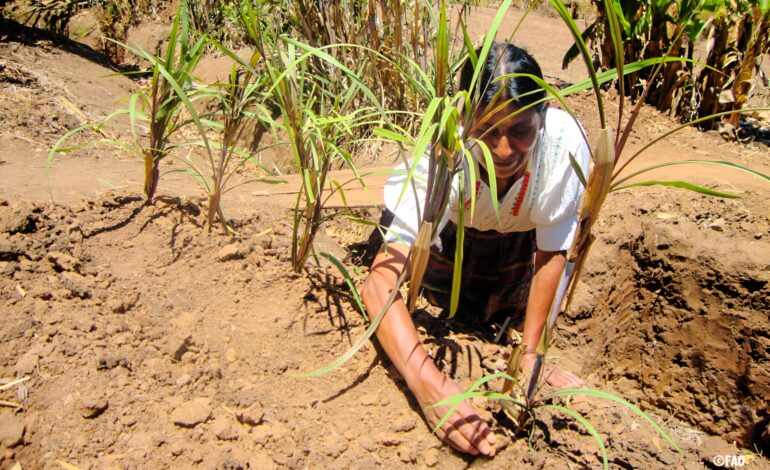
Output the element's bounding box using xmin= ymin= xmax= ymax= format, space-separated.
xmin=0 ymin=261 xmax=17 ymax=276
xmin=236 ymin=403 xmax=264 ymax=426
xmin=393 ymin=416 xmax=416 ymax=433
xmin=322 ymin=433 xmax=349 ymax=458
xmin=707 ymin=219 xmax=725 ymax=232
xmin=479 ymin=343 xmax=501 ymax=358
xmin=359 ymin=394 xmax=380 ymax=406
xmin=170 ymin=397 xmax=212 ymax=428
xmin=0 ymin=411 xmax=25 ymax=447
xmin=18 ymin=259 xmax=37 ymax=273
xmin=249 ymin=452 xmax=276 ymax=470
xmin=698 ymin=436 xmax=737 ymax=463
xmin=481 ymin=357 xmax=498 ymax=372
xmin=46 ymin=251 xmax=81 ymax=273
xmin=251 ymin=425 xmax=271 ymax=446
xmin=126 ymin=431 xmax=153 ymax=451
xmin=211 ymin=418 xmax=239 ymax=441
xmin=121 ymin=414 xmax=137 ymax=427
xmin=398 ymin=447 xmax=416 ymax=463
xmin=424 ymin=447 xmax=440 ymax=467
xmin=258 ymin=237 xmax=272 ymax=250
xmin=268 ymin=423 xmax=292 ymax=441
xmin=15 ymin=353 xmax=38 ymax=375
xmin=96 ymin=354 xmax=129 ymax=371
xmin=217 ymin=244 xmax=242 ymax=262
xmin=0 ymin=241 xmax=25 ymax=262
xmin=225 ymin=348 xmax=238 ymax=363
xmin=169 ymin=442 xmax=185 ymax=456
xmin=79 ymin=394 xmax=109 ymax=418
xmin=755 ymin=232 xmax=763 ymax=240
xmin=220 ymin=457 xmax=246 ymax=470
xmin=189 ymin=448 xmax=204 ymax=464
xmin=60 ymin=271 xmax=91 ymax=299
xmin=109 ymin=291 xmax=139 ymax=314
xmin=359 ymin=437 xmax=376 ymax=452
xmin=377 ymin=432 xmax=402 ymax=446
xmin=28 ymin=283 xmax=52 ymax=300
xmin=176 ymin=374 xmax=192 ymax=387
xmin=161 ymin=335 xmax=193 ymax=361
xmin=2 ymin=203 xmax=37 ymax=234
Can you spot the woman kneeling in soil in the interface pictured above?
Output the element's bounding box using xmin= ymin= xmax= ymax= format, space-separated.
xmin=361 ymin=42 xmax=589 ymax=457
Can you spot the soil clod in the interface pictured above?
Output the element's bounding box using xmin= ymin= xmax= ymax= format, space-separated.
xmin=170 ymin=397 xmax=212 ymax=428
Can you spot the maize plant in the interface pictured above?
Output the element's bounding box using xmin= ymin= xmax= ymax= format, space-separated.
xmin=695 ymin=0 xmax=770 ymax=129
xmin=565 ymin=0 xmax=770 ymax=127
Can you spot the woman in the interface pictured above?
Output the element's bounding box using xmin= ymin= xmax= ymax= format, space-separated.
xmin=361 ymin=42 xmax=589 ymax=457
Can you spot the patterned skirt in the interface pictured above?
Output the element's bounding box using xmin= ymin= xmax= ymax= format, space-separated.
xmin=377 ymin=210 xmax=535 ymax=325
xmin=421 ymin=221 xmax=535 ymax=324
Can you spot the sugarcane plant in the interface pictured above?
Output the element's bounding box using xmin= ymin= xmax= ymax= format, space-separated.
xmin=128 ymin=1 xmax=205 ymax=203
xmin=230 ymin=0 xmax=404 ymax=272
xmin=48 ymin=1 xmax=206 ymax=203
xmin=49 ymin=1 xmax=283 ymax=230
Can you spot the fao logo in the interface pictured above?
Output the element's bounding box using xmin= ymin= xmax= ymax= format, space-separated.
xmin=711 ymin=454 xmax=748 ymax=468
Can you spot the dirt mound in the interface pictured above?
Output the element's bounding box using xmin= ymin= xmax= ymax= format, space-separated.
xmin=1 ymin=187 xmax=768 ymax=469
xmin=566 ymin=189 xmax=770 ymax=455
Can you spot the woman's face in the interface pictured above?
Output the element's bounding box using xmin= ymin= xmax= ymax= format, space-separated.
xmin=470 ymin=103 xmax=544 ymax=179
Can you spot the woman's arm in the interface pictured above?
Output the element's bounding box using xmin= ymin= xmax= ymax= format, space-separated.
xmin=519 ymin=249 xmax=583 ymax=388
xmin=361 ymin=243 xmax=497 ymax=457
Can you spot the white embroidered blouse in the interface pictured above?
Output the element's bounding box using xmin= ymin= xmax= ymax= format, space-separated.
xmin=382 ymin=107 xmax=591 ymax=252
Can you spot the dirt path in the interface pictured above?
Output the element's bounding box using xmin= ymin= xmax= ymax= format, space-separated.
xmin=1 ymin=8 xmax=769 ymax=470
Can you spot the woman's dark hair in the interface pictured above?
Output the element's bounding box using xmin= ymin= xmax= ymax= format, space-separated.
xmin=459 ymin=42 xmax=546 ymax=112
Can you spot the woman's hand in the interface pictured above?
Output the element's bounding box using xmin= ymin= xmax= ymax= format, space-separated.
xmin=413 ymin=371 xmax=497 ymax=456
xmin=518 ymin=351 xmax=584 ymax=389
xmin=361 ymin=243 xmax=496 ymax=457
xmin=519 ymin=249 xmax=584 ymax=389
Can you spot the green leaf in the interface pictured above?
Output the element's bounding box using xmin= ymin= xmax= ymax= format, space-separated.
xmin=293 ymin=259 xmax=411 ymax=377
xmin=548 ymin=0 xmax=605 ymax=127
xmin=612 ymin=159 xmax=770 ymax=188
xmin=431 ymin=372 xmax=515 ymax=431
xmin=319 ymin=252 xmax=368 ymax=322
xmin=561 ymin=57 xmax=712 ymax=96
xmin=612 ymin=180 xmax=740 ymax=198
xmin=541 ymin=404 xmax=608 ymax=470
xmin=471 ymin=138 xmax=501 ymax=224
xmin=449 ymin=173 xmax=465 ymax=318
xmin=543 ymin=387 xmax=682 ymax=452
xmin=562 ymin=21 xmax=597 ymax=69
xmin=372 ymin=127 xmax=413 ymax=145
xmin=603 ymin=0 xmax=625 ymax=107
xmin=460 ymin=146 xmax=478 ymax=217
xmin=617 ymin=108 xmax=770 ymax=171
xmin=469 ymin=0 xmax=514 ymax=97
xmin=47 ymin=123 xmax=95 ymax=178
xmin=569 ymin=152 xmax=588 ymax=188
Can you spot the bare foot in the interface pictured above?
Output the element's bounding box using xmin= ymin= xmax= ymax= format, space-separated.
xmin=519 ymin=353 xmax=584 ymax=389
xmin=412 ymin=373 xmax=497 ymax=457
